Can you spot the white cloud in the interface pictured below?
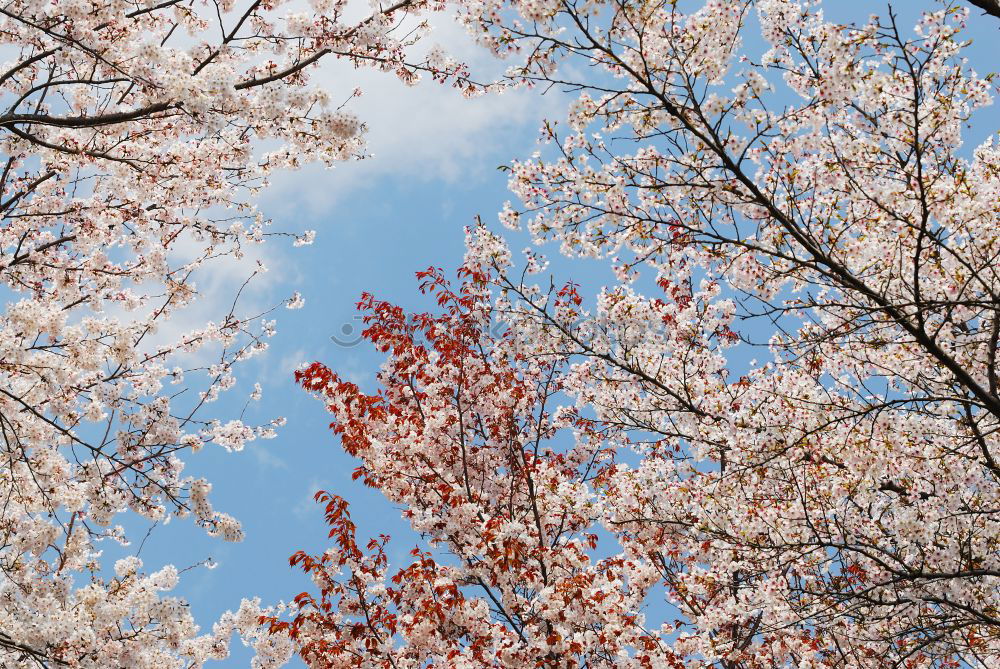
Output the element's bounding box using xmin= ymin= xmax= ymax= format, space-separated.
xmin=274 ymin=346 xmax=311 ymax=378
xmin=260 ymin=13 xmax=564 ymax=218
xmin=251 ymin=442 xmax=289 ymax=471
xmin=292 ymin=479 xmax=333 ymax=519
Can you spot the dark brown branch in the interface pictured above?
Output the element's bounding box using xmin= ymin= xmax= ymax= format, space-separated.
xmin=965 ymin=0 xmax=1000 ymax=21
xmin=0 ymin=101 xmax=173 ymax=130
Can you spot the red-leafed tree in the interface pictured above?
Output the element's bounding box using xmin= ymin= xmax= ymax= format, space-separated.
xmin=277 ymin=253 xmax=680 ymax=667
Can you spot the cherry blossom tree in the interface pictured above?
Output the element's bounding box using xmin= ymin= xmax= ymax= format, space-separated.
xmin=280 ymin=1 xmax=1000 ymax=667
xmin=0 ymin=0 xmax=477 ymax=666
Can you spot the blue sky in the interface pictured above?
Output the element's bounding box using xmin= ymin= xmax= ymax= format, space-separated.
xmin=109 ymin=2 xmax=999 ymax=665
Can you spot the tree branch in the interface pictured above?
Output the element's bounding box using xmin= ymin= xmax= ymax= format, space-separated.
xmin=965 ymin=0 xmax=1000 ymax=21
